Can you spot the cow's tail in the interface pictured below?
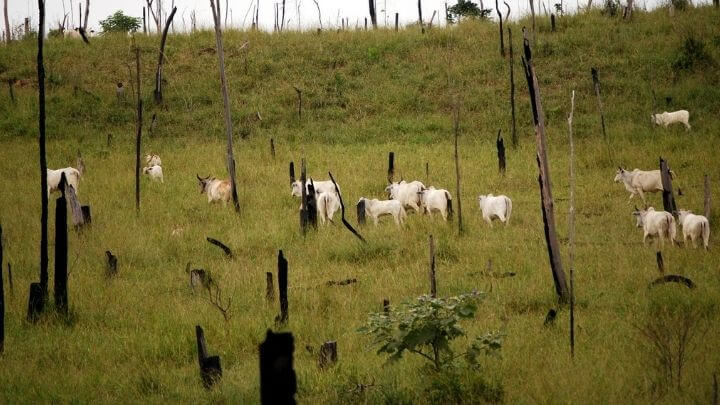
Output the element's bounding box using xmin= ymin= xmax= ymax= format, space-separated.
xmin=505 ymin=196 xmax=512 ymax=225
xmin=445 ymin=191 xmax=453 ymax=220
xmin=701 ymin=220 xmax=710 ymax=249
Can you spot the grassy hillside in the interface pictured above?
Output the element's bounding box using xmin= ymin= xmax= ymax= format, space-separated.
xmin=1 ymin=6 xmax=719 ymax=403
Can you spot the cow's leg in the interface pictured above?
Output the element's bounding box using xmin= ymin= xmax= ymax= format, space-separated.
xmin=441 ymin=209 xmax=447 ymax=221
xmin=410 ymin=202 xmax=422 ymax=214
xmin=393 ymin=214 xmax=400 ymax=226
xmin=373 ymin=216 xmax=379 ymax=226
xmin=484 ymin=215 xmax=493 ymax=227
xmin=497 ymin=212 xmax=507 ymax=224
xmin=643 ymin=233 xmax=649 ymax=247
xmin=637 ymin=190 xmax=646 ymax=205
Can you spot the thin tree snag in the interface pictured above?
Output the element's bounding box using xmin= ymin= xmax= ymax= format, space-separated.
xmin=496 ymin=129 xmax=506 ymax=174
xmin=567 ymin=89 xmax=576 ymax=358
xmin=38 ymin=0 xmax=49 ymax=301
xmin=0 ymin=224 xmax=4 ymax=353
xmin=259 ymin=330 xmax=297 ymax=404
xmin=529 ymin=0 xmax=536 ymax=46
xmin=299 ymin=159 xmax=308 ymax=234
xmin=649 ymin=275 xmax=696 ymax=289
xmin=210 ymin=0 xmax=240 ymax=214
xmin=281 ymin=0 xmax=286 ymax=30
xmin=265 ymin=272 xmax=274 ymax=302
xmin=277 ymin=250 xmax=289 ymax=325
xmin=395 ymin=12 xmax=399 ymax=31
xmin=143 ymin=6 xmax=147 ymax=34
xmin=318 ymin=341 xmax=337 ymax=369
xmin=307 ymin=180 xmax=318 ymax=229
xmin=289 ymin=161 xmax=296 ymax=184
xmin=429 ymin=235 xmax=436 ymax=297
xmin=64 ymin=183 xmax=84 ymax=228
xmin=655 ymin=251 xmax=664 ymax=274
xmin=591 ymin=67 xmax=607 ymax=138
xmin=704 ymin=175 xmax=711 ymax=220
xmin=196 ymin=325 xmax=222 ymax=388
xmin=356 ymin=199 xmax=366 ymax=225
xmin=495 ymin=0 xmax=504 ymax=57
xmin=206 ymin=237 xmax=233 ymax=258
xmin=387 ymin=152 xmax=395 ymax=184
xmin=270 ymin=138 xmax=275 ymax=159
xmin=106 ymin=250 xmax=117 ymax=277
xmin=81 ymin=206 xmax=91 ymax=224
xmin=368 ymin=0 xmax=377 ymax=28
xmin=522 ymin=31 xmax=570 ymax=303
xmin=659 ymin=157 xmax=676 ymax=215
xmin=551 ymin=13 xmax=556 ymax=31
xmin=453 ymin=103 xmax=463 ymax=233
xmin=383 ymin=299 xmax=390 ymax=313
xmin=3 ymin=0 xmax=10 ymax=45
xmin=7 ymin=79 xmax=14 ymax=104
xmin=329 ymin=171 xmax=366 ymax=243
xmin=27 ymin=282 xmax=44 ymax=322
xmin=54 ymin=175 xmax=69 ymax=315
xmin=504 ymin=1 xmax=511 ymax=21
xmin=135 ymin=44 xmax=142 ymax=214
xmin=7 ymin=263 xmax=12 ymax=296
xmin=293 ymin=87 xmax=302 ymax=120
xmin=418 ymin=0 xmax=425 ymax=34
xmin=425 ymin=162 xmax=429 ymax=184
xmin=508 ymin=27 xmax=517 ymax=148
xmin=154 ymin=6 xmax=178 ymax=104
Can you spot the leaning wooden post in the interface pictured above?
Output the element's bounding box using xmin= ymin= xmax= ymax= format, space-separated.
xmin=496 ymin=129 xmax=506 ymax=174
xmin=277 ymin=250 xmax=288 ymax=325
xmin=429 ymin=235 xmax=436 ymax=297
xmin=417 ymin=0 xmax=425 ymax=34
xmin=453 ymin=102 xmax=463 ymax=233
xmin=154 ymin=6 xmax=178 ymax=104
xmin=387 ymin=152 xmax=395 ymax=184
xmin=704 ymin=175 xmax=711 ymax=220
xmin=265 ymin=272 xmax=274 ymax=302
xmin=259 ymin=330 xmax=297 ymax=404
xmin=210 ymin=0 xmax=240 ymax=213
xmin=495 ymin=0 xmax=504 ymax=57
xmin=659 ymin=157 xmax=676 ymax=215
xmin=196 ymin=325 xmax=222 ymax=388
xmin=134 ymin=44 xmax=142 ymax=214
xmin=591 ymin=67 xmax=607 ymax=139
xmin=521 ymin=30 xmax=570 ymax=303
xmin=508 ymin=27 xmax=517 ymax=148
xmin=567 ymin=90 xmax=576 ymax=357
xmin=0 ymin=224 xmax=4 ymax=353
xmin=54 ymin=174 xmax=69 ymax=316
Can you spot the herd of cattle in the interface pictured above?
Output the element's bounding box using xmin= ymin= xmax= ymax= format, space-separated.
xmin=42 ymin=109 xmax=708 ymax=249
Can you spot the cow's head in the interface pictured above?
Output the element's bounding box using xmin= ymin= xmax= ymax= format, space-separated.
xmin=290 ymin=180 xmax=303 ymax=197
xmin=632 ymin=206 xmax=653 ymax=227
xmin=385 ymin=182 xmax=399 ymax=199
xmin=613 ymin=167 xmax=627 ymax=182
xmin=677 ymin=209 xmax=691 ymax=222
xmin=197 ymin=174 xmax=211 ymax=194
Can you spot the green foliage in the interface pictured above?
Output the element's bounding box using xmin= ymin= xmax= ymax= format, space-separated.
xmin=99 ymin=11 xmax=141 ymax=33
xmin=358 ymin=292 xmax=503 ymax=371
xmin=602 ymin=0 xmax=620 ymax=16
xmin=672 ymin=35 xmax=713 ymax=73
xmin=447 ymin=0 xmax=492 ymax=23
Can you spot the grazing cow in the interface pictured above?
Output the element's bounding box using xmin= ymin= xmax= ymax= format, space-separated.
xmin=291 ymin=179 xmax=338 ymax=197
xmin=47 ymin=167 xmax=81 ymax=196
xmin=651 ymin=110 xmax=691 ymax=131
xmin=143 ymin=165 xmax=164 ymax=183
xmin=614 ymin=167 xmax=675 ymax=203
xmin=419 ymin=187 xmax=453 ymax=220
xmin=477 ymin=194 xmax=512 ymax=226
xmin=145 ymin=154 xmax=162 ymax=167
xmin=316 ymin=191 xmax=341 ymax=225
xmin=197 ymin=174 xmax=231 ymax=204
xmin=677 ymin=209 xmax=710 ymax=250
xmin=385 ymin=180 xmax=426 ymax=213
xmin=63 ymin=28 xmax=82 ymax=39
xmin=357 ymin=197 xmax=406 ymax=226
xmin=632 ymin=207 xmax=677 ymax=248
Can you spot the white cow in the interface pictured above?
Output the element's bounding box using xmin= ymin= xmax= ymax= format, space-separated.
xmin=677 ymin=209 xmax=710 ymax=250
xmin=47 ymin=167 xmax=81 ymax=196
xmin=197 ymin=175 xmax=231 ymax=204
xmin=143 ymin=165 xmax=164 ymax=183
xmin=614 ymin=167 xmax=674 ymax=203
xmin=477 ymin=194 xmax=512 ymax=226
xmin=651 ymin=110 xmax=691 ymax=131
xmin=385 ymin=180 xmax=425 ymax=213
xmin=419 ymin=187 xmax=453 ymax=220
xmin=63 ymin=28 xmax=81 ymax=39
xmin=291 ymin=179 xmax=338 ymax=197
xmin=632 ymin=207 xmax=677 ymax=248
xmin=316 ymin=191 xmax=341 ymax=225
xmin=145 ymin=154 xmax=162 ymax=167
xmin=358 ymin=197 xmax=406 ymax=226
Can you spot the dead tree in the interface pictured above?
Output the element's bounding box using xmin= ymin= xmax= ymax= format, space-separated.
xmin=154 ymin=6 xmax=178 ymax=104
xmin=496 ymin=129 xmax=506 ymax=174
xmin=146 ymin=0 xmax=160 ymax=33
xmin=656 ymin=251 xmax=664 ymax=273
xmin=7 ymin=263 xmax=12 ymax=296
xmin=143 ymin=7 xmax=147 ymax=34
xmin=281 ymin=0 xmax=286 ymax=30
xmin=270 ymin=138 xmax=275 ymax=159
xmin=495 ymin=0 xmax=504 ymax=57
xmin=329 ymin=172 xmax=366 ymax=243
xmin=210 ymin=0 xmax=240 ymax=213
xmin=259 ymin=330 xmax=297 ymax=404
xmin=196 ymin=325 xmax=222 ymax=388
xmin=0 ymin=224 xmax=4 ymax=353
xmin=106 ymin=250 xmax=117 ymax=277
xmin=704 ymin=175 xmax=710 ymax=220
xmin=521 ymin=30 xmax=570 ymax=303
xmin=659 ymin=157 xmax=676 ymax=215
xmin=567 ymin=90 xmax=576 ymax=357
xmin=453 ymin=103 xmax=463 ymax=233
xmin=508 ymin=27 xmax=517 ymax=147
xmin=289 ymin=161 xmax=295 ymax=185
xmin=418 ymin=0 xmax=425 ymax=34
xmin=277 ymin=250 xmax=289 ymax=325
xmin=37 ymin=0 xmax=49 ymax=302
xmin=429 ymin=235 xmax=436 ymax=297
xmin=3 ymin=0 xmax=10 ymax=45
xmin=299 ymin=159 xmax=309 ymax=234
xmin=135 ymin=45 xmax=142 ymax=213
xmin=54 ymin=174 xmax=69 ymax=316
xmin=356 ymin=199 xmax=366 ymax=225
xmin=591 ymin=67 xmax=607 ymax=138
xmin=7 ymin=79 xmax=14 ymax=104
xmin=529 ymin=0 xmax=536 ymax=46
xmin=387 ymin=152 xmax=395 ymax=184
xmin=83 ymin=0 xmax=89 ymax=30
xmin=368 ymin=0 xmax=377 ymax=28
xmin=64 ymin=182 xmax=84 ymax=229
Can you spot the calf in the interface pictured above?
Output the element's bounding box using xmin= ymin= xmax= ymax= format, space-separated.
xmin=316 ymin=191 xmax=341 ymax=225
xmin=357 ymin=197 xmax=406 ymax=226
xmin=677 ymin=209 xmax=710 ymax=250
xmin=385 ymin=180 xmax=425 ymax=213
xmin=632 ymin=207 xmax=677 ymax=248
xmin=143 ymin=165 xmax=164 ymax=183
xmin=614 ymin=167 xmax=674 ymax=204
xmin=47 ymin=167 xmax=81 ymax=196
xmin=197 ymin=174 xmax=231 ymax=205
xmin=651 ymin=110 xmax=691 ymax=131
xmin=419 ymin=187 xmax=453 ymax=221
xmin=477 ymin=194 xmax=512 ymax=226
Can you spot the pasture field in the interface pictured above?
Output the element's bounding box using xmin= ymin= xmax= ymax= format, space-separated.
xmin=1 ymin=7 xmax=720 ymax=403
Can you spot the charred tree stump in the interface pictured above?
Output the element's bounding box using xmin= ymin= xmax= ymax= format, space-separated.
xmin=289 ymin=161 xmax=296 ymax=185
xmin=659 ymin=157 xmax=676 ymax=215
xmin=265 ymin=272 xmax=274 ymax=302
xmin=105 ymin=250 xmax=117 ymax=277
xmin=7 ymin=263 xmax=12 ymax=296
xmin=143 ymin=6 xmax=147 ymax=34
xmin=453 ymin=103 xmax=463 ymax=232
xmin=64 ymin=183 xmax=84 ymax=229
xmin=656 ymin=251 xmax=664 ymax=274
xmin=81 ymin=205 xmax=91 ymax=224
xmin=356 ymin=199 xmax=367 ymax=225
xmin=522 ymin=31 xmax=570 ymax=303
xmin=425 ymin=162 xmax=429 ymax=184
xmin=190 ymin=269 xmax=211 ymax=291
xmin=27 ymin=282 xmax=44 ymax=323
xmin=206 ymin=237 xmax=234 ymax=258
xmin=383 ymin=299 xmax=390 ymax=313
xmin=704 ymin=175 xmax=711 ymax=220
xmin=38 ymin=0 xmax=49 ymax=303
xmin=259 ymin=329 xmax=297 ymax=404
xmin=429 ymin=235 xmax=436 ymax=297
xmin=196 ymin=325 xmax=222 ymax=388
xmin=0 ymin=224 xmax=4 ymax=353
xmin=318 ymin=341 xmax=337 ymax=369
xmin=329 ymin=172 xmax=366 ymax=243
xmin=551 ymin=13 xmax=556 ymax=31
xmin=54 ymin=175 xmax=69 ymax=315
xmin=307 ymin=181 xmax=318 ymax=229
xmin=509 ymin=27 xmax=517 ymax=148
xmin=368 ymin=0 xmax=377 ymax=28
xmin=277 ymin=250 xmax=289 ymax=325
xmin=568 ymin=89 xmax=576 ymax=358
xmin=387 ymin=152 xmax=395 ymax=184
xmin=418 ymin=0 xmax=425 ymax=34
xmin=591 ymin=67 xmax=607 ymax=139
xmin=299 ymin=159 xmax=309 ymax=234
xmin=496 ymin=129 xmax=506 ymax=174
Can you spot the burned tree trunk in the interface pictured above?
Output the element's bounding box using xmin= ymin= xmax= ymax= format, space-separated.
xmin=289 ymin=161 xmax=296 ymax=185
xmin=135 ymin=45 xmax=142 ymax=213
xmin=196 ymin=325 xmax=222 ymax=388
xmin=307 ymin=180 xmax=318 ymax=229
xmin=210 ymin=0 xmax=240 ymax=213
xmin=395 ymin=12 xmax=399 ymax=31
xmin=368 ymin=0 xmax=377 ymax=28
xmin=154 ymin=6 xmax=178 ymax=104
xmin=453 ymin=103 xmax=463 ymax=233
xmin=38 ymin=0 xmax=49 ymax=301
xmin=64 ymin=183 xmax=84 ymax=228
xmin=387 ymin=152 xmax=395 ymax=184
xmin=27 ymin=282 xmax=44 ymax=322
xmin=3 ymin=0 xmax=10 ymax=45
xmin=522 ymin=31 xmax=570 ymax=303
xmin=496 ymin=0 xmax=504 ymax=57
xmin=259 ymin=330 xmax=297 ymax=404
xmin=659 ymin=157 xmax=676 ymax=215
xmin=7 ymin=79 xmax=14 ymax=103
xmin=54 ymin=174 xmax=69 ymax=315
xmin=551 ymin=13 xmax=556 ymax=31
xmin=656 ymin=251 xmax=664 ymax=274
xmin=567 ymin=90 xmax=576 ymax=357
xmin=429 ymin=235 xmax=436 ymax=297
xmin=206 ymin=237 xmax=233 ymax=258
xmin=529 ymin=0 xmax=536 ymax=46
xmin=0 ymin=224 xmax=4 ymax=353
xmin=356 ymin=199 xmax=366 ymax=225
xmin=591 ymin=67 xmax=607 ymax=139
xmin=299 ymin=159 xmax=308 ymax=234
xmin=496 ymin=129 xmax=506 ymax=174
xmin=277 ymin=250 xmax=289 ymax=325
xmin=265 ymin=272 xmax=274 ymax=302
xmin=508 ymin=27 xmax=517 ymax=147
xmin=318 ymin=341 xmax=337 ymax=369
xmin=83 ymin=0 xmax=90 ymax=31
xmin=418 ymin=0 xmax=425 ymax=34
xmin=143 ymin=7 xmax=147 ymax=34
xmin=270 ymin=138 xmax=275 ymax=159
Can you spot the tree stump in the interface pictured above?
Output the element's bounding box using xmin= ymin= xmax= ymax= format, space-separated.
xmin=105 ymin=250 xmax=118 ymax=277
xmin=196 ymin=325 xmax=222 ymax=388
xmin=318 ymin=341 xmax=338 ymax=369
xmin=27 ymin=282 xmax=44 ymax=322
xmin=265 ymin=272 xmax=274 ymax=302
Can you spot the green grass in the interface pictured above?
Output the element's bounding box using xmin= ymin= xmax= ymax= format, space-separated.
xmin=1 ymin=6 xmax=720 ymax=403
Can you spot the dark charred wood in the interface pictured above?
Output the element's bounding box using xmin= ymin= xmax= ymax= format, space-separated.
xmin=328 ymin=171 xmax=366 ymax=243
xmin=259 ymin=329 xmax=297 ymax=404
xmin=206 ymin=237 xmax=233 ymax=258
xmin=318 ymin=341 xmax=337 ymax=369
xmin=649 ymin=275 xmax=696 ymax=289
xmin=105 ymin=250 xmax=117 ymax=277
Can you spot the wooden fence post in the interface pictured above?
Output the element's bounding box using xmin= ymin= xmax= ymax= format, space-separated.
xmin=153 ymin=6 xmax=178 ymax=104
xmin=196 ymin=325 xmax=222 ymax=388
xmin=266 ymin=272 xmax=274 ymax=302
xmin=508 ymin=27 xmax=517 ymax=148
xmin=418 ymin=0 xmax=425 ymax=34
xmin=704 ymin=175 xmax=711 ymax=220
xmin=277 ymin=250 xmax=289 ymax=325
xmin=0 ymin=224 xmax=4 ymax=353
xmin=259 ymin=329 xmax=297 ymax=404
xmin=38 ymin=0 xmax=49 ymax=303
xmin=659 ymin=157 xmax=676 ymax=215
xmin=496 ymin=129 xmax=506 ymax=174
xmin=135 ymin=44 xmax=142 ymax=214
xmin=453 ymin=103 xmax=463 ymax=233
xmin=395 ymin=12 xmax=399 ymax=31
xmin=495 ymin=0 xmax=504 ymax=57
xmin=522 ymin=30 xmax=570 ymax=303
xmin=591 ymin=67 xmax=607 ymax=139
xmin=54 ymin=174 xmax=69 ymax=316
xmin=429 ymin=235 xmax=436 ymax=297
xmin=567 ymin=90 xmax=576 ymax=358
xmin=318 ymin=341 xmax=337 ymax=369
xmin=368 ymin=0 xmax=377 ymax=28
xmin=387 ymin=152 xmax=395 ymax=184
xmin=551 ymin=13 xmax=556 ymax=31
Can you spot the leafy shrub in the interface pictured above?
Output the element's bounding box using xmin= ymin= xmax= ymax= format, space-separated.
xmin=358 ymin=291 xmax=503 ymax=371
xmin=99 ymin=11 xmax=141 ymax=33
xmin=672 ymin=35 xmax=713 ymax=73
xmin=447 ymin=0 xmax=492 ymax=23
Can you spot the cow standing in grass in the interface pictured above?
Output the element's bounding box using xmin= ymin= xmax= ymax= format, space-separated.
xmin=477 ymin=194 xmax=512 ymax=226
xmin=678 ymin=209 xmax=710 ymax=250
xmin=419 ymin=187 xmax=453 ymax=221
xmin=197 ymin=175 xmax=231 ymax=205
xmin=651 ymin=110 xmax=691 ymax=131
xmin=632 ymin=207 xmax=677 ymax=248
xmin=357 ymin=197 xmax=406 ymax=226
xmin=614 ymin=167 xmax=674 ymax=204
xmin=385 ymin=180 xmax=425 ymax=214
